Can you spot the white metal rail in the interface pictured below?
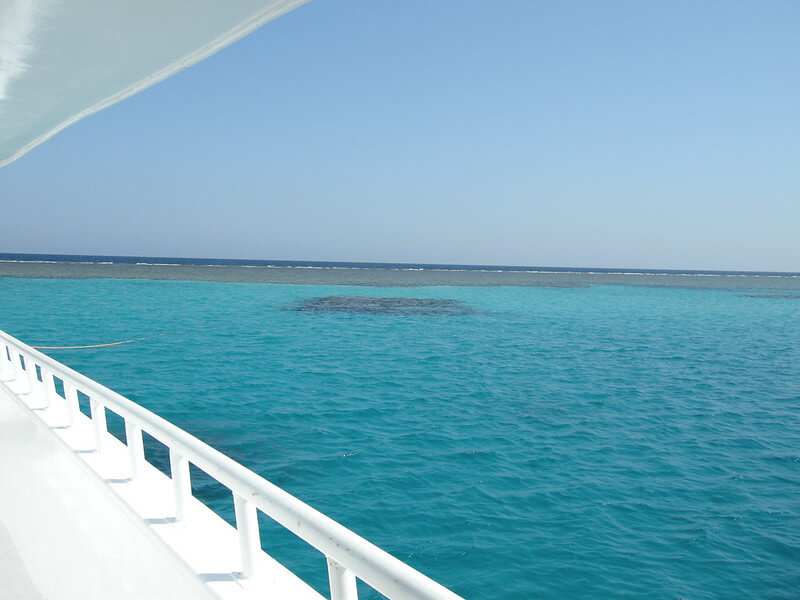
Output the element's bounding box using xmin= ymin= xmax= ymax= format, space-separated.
xmin=0 ymin=328 xmax=465 ymax=600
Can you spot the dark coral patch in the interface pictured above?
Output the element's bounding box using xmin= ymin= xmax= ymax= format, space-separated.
xmin=293 ymin=296 xmax=474 ymax=316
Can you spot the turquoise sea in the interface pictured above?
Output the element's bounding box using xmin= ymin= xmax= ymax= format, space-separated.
xmin=1 ymin=263 xmax=799 ymax=599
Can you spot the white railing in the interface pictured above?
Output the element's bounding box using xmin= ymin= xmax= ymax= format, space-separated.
xmin=0 ymin=328 xmax=465 ymax=600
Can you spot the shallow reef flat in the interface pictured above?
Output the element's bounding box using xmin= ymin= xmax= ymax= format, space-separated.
xmin=3 ymin=258 xmax=800 ymax=290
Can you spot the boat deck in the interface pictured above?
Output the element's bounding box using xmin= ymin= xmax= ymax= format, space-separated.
xmin=0 ymin=380 xmax=320 ymax=600
xmin=0 ymin=517 xmax=43 ymax=600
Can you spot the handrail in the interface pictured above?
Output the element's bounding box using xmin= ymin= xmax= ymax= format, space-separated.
xmin=0 ymin=328 xmax=465 ymax=600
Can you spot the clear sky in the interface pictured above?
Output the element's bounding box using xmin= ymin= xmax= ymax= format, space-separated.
xmin=1 ymin=0 xmax=798 ymax=271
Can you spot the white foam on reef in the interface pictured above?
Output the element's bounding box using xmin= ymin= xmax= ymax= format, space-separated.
xmin=0 ymin=259 xmax=61 ymax=264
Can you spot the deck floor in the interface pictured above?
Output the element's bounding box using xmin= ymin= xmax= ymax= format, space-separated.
xmin=0 ymin=517 xmax=44 ymax=600
xmin=0 ymin=374 xmax=323 ymax=600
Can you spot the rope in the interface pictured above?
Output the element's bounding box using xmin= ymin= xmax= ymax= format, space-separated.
xmin=33 ymin=330 xmax=182 ymax=350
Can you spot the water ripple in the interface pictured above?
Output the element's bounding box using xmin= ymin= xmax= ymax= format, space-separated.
xmin=1 ymin=279 xmax=798 ymax=599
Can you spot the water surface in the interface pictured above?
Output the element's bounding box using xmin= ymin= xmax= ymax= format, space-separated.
xmin=0 ymin=270 xmax=798 ymax=600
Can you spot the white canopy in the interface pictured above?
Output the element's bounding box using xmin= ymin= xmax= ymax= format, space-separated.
xmin=0 ymin=0 xmax=308 ymax=166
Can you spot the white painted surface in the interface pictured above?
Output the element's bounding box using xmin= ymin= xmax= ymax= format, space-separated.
xmin=0 ymin=0 xmax=309 ymax=166
xmin=0 ymin=367 xmax=323 ymax=600
xmin=0 ymin=384 xmax=217 ymax=600
xmin=0 ymin=329 xmax=467 ymax=600
xmin=0 ymin=514 xmax=43 ymax=600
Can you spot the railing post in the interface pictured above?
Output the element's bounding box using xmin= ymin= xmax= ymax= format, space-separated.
xmin=12 ymin=350 xmax=23 ymax=385
xmin=124 ymin=420 xmax=144 ymax=479
xmin=169 ymin=449 xmax=191 ymax=521
xmin=63 ymin=380 xmax=81 ymax=426
xmin=30 ymin=364 xmax=50 ymax=409
xmin=3 ymin=346 xmax=22 ymax=383
xmin=0 ymin=345 xmax=14 ymax=381
xmin=40 ymin=369 xmax=56 ymax=409
xmin=16 ymin=352 xmax=32 ymax=395
xmin=233 ymin=493 xmax=261 ymax=578
xmin=90 ymin=398 xmax=107 ymax=452
xmin=24 ymin=359 xmax=37 ymax=396
xmin=24 ymin=356 xmax=39 ymax=398
xmin=327 ymin=557 xmax=358 ymax=600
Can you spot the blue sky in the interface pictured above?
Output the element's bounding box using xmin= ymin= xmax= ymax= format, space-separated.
xmin=1 ymin=0 xmax=798 ymax=271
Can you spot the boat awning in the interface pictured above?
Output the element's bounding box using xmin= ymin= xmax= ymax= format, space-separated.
xmin=0 ymin=0 xmax=308 ymax=167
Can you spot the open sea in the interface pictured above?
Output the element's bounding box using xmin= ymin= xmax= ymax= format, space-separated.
xmin=1 ymin=254 xmax=799 ymax=599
